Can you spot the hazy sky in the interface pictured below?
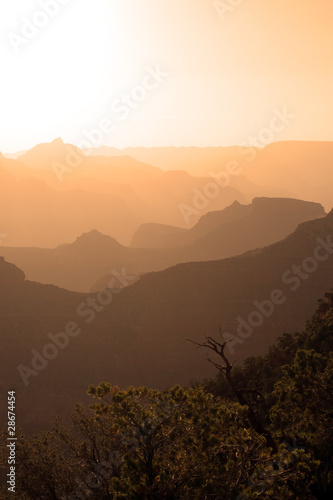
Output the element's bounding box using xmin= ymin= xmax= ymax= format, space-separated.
xmin=0 ymin=0 xmax=332 ymax=152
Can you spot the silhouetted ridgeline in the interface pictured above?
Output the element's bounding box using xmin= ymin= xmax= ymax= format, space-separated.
xmin=0 ymin=210 xmax=333 ymax=432
xmin=0 ymin=198 xmax=325 ymax=292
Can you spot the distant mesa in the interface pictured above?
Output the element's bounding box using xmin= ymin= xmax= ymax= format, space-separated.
xmin=2 ymin=140 xmax=332 ymax=249
xmin=131 ymin=197 xmax=325 ymax=250
xmin=67 ymin=230 xmax=124 ymax=251
xmin=17 ymin=137 xmax=84 ymax=170
xmin=0 ymin=197 xmax=326 ymax=293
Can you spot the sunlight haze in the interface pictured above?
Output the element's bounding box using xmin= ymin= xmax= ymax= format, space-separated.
xmin=0 ymin=0 xmax=332 ymax=152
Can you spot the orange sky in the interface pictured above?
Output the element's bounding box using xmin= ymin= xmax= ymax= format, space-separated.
xmin=0 ymin=0 xmax=332 ymax=152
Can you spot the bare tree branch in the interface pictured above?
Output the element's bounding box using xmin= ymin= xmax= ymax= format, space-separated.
xmin=187 ymin=329 xmax=277 ymax=453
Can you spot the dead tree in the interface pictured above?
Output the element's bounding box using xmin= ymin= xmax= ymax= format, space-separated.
xmin=187 ymin=327 xmax=277 ymax=453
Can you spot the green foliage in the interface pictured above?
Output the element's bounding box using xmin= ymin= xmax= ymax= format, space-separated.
xmin=0 ymin=300 xmax=332 ymax=499
xmin=0 ymin=385 xmax=316 ymax=499
xmin=270 ymin=350 xmax=333 ymax=497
